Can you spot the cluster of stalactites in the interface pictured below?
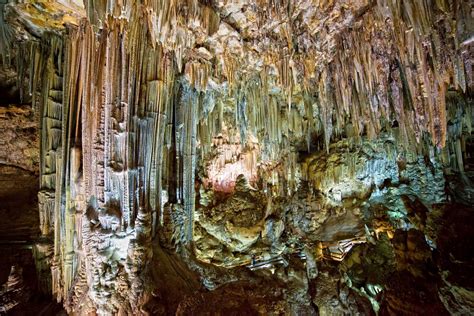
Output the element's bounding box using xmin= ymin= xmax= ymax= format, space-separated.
xmin=14 ymin=7 xmax=183 ymax=311
xmin=181 ymin=1 xmax=474 ymax=202
xmin=323 ymin=0 xmax=472 ymax=150
xmin=84 ymin=0 xmax=219 ymax=70
xmin=192 ymin=0 xmax=472 ymax=165
xmin=442 ymin=91 xmax=473 ymax=173
xmin=10 ymin=0 xmax=471 ymax=166
xmin=6 ymin=1 xmax=474 ymax=154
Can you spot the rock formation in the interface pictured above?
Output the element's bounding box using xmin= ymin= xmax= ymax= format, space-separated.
xmin=0 ymin=0 xmax=473 ymax=315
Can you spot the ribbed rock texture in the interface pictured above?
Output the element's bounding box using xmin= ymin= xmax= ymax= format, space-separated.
xmin=0 ymin=0 xmax=473 ymax=315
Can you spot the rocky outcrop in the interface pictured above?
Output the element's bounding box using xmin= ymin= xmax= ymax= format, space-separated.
xmin=195 ymin=175 xmax=269 ymax=266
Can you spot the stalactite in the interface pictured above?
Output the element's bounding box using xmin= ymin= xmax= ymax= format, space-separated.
xmin=176 ymin=82 xmax=199 ymax=243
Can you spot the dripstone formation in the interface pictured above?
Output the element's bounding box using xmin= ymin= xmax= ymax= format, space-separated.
xmin=0 ymin=0 xmax=473 ymax=314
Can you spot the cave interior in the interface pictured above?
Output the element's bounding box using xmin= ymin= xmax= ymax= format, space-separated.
xmin=0 ymin=0 xmax=474 ymax=315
